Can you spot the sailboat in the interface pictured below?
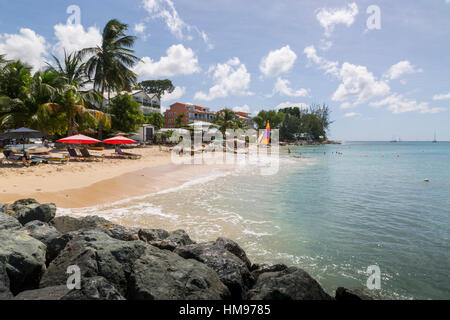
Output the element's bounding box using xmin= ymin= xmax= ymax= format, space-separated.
xmin=432 ymin=132 xmax=437 ymax=143
xmin=258 ymin=121 xmax=271 ymax=147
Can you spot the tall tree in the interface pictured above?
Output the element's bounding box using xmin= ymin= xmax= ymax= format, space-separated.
xmin=46 ymin=51 xmax=88 ymax=87
xmin=80 ymin=19 xmax=140 ymax=139
xmin=253 ymin=110 xmax=285 ymax=129
xmin=145 ymin=112 xmax=164 ymax=130
xmin=139 ymin=79 xmax=174 ymax=101
xmin=107 ymin=94 xmax=144 ymax=133
xmin=38 ymin=84 xmax=109 ymax=136
xmin=174 ymin=113 xmax=186 ymax=128
xmin=214 ymin=109 xmax=243 ymax=134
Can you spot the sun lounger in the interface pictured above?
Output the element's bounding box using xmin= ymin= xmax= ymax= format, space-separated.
xmin=38 ymin=155 xmax=70 ymax=164
xmin=115 ymin=146 xmax=141 ymax=159
xmin=67 ymin=147 xmax=91 ymax=161
xmin=2 ymin=150 xmax=41 ymax=166
xmin=80 ymin=148 xmax=104 ymax=161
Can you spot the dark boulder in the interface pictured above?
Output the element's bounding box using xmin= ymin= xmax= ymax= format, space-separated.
xmin=251 ymin=264 xmax=288 ymax=279
xmin=0 ymin=260 xmax=13 ymax=300
xmin=20 ymin=221 xmax=61 ymax=246
xmin=128 ymin=246 xmax=230 ymax=300
xmin=174 ymin=238 xmax=254 ymax=299
xmin=14 ymin=203 xmax=56 ymax=225
xmin=13 ymin=285 xmax=70 ymax=300
xmin=41 ymin=229 xmax=229 ymax=300
xmin=9 ymin=199 xmax=39 ymax=212
xmin=0 ymin=212 xmax=21 ymax=231
xmin=335 ymin=287 xmax=373 ymax=300
xmin=97 ymin=223 xmax=140 ymax=241
xmin=215 ymin=237 xmax=252 ymax=269
xmin=0 ymin=230 xmax=47 ymax=295
xmin=139 ymin=228 xmax=194 ymax=251
xmin=40 ymin=229 xmax=147 ymax=295
xmin=0 ymin=204 xmax=7 ymax=215
xmin=246 ymin=267 xmax=332 ymax=300
xmin=50 ymin=215 xmax=111 ymax=234
xmin=62 ymin=277 xmax=125 ymax=300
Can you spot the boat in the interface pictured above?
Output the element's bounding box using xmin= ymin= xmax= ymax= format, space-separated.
xmin=5 ymin=144 xmax=51 ymax=154
xmin=432 ymin=132 xmax=437 ymax=143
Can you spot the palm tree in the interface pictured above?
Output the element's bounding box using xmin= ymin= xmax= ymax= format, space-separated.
xmin=0 ymin=62 xmax=55 ymax=130
xmin=214 ymin=109 xmax=244 ymax=134
xmin=46 ymin=51 xmax=89 ymax=87
xmin=80 ymin=19 xmax=140 ymax=139
xmin=174 ymin=114 xmax=186 ymax=128
xmin=38 ymin=84 xmax=109 ymax=136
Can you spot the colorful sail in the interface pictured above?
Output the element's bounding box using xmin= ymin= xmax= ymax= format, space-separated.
xmin=261 ymin=121 xmax=271 ymax=145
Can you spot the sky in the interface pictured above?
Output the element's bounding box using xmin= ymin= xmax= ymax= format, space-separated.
xmin=0 ymin=0 xmax=450 ymax=141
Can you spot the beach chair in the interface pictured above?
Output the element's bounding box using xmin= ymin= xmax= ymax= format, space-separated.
xmin=67 ymin=147 xmax=90 ymax=161
xmin=2 ymin=150 xmax=41 ymax=166
xmin=38 ymin=155 xmax=70 ymax=164
xmin=115 ymin=146 xmax=142 ymax=159
xmin=80 ymin=148 xmax=104 ymax=161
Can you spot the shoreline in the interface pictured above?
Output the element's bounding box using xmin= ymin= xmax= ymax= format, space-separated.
xmin=1 ymin=161 xmax=232 ymax=209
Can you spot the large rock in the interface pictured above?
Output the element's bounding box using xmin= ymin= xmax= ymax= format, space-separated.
xmin=14 ymin=203 xmax=56 ymax=225
xmin=128 ymin=246 xmax=230 ymax=300
xmin=174 ymin=238 xmax=254 ymax=299
xmin=0 ymin=260 xmax=13 ymax=300
xmin=8 ymin=199 xmax=39 ymax=213
xmin=335 ymin=287 xmax=373 ymax=300
xmin=50 ymin=215 xmax=111 ymax=234
xmin=0 ymin=204 xmax=7 ymax=215
xmin=139 ymin=228 xmax=194 ymax=251
xmin=246 ymin=267 xmax=332 ymax=300
xmin=97 ymin=223 xmax=140 ymax=241
xmin=0 ymin=212 xmax=22 ymax=231
xmin=0 ymin=231 xmax=47 ymax=295
xmin=15 ymin=277 xmax=125 ymax=300
xmin=251 ymin=264 xmax=288 ymax=279
xmin=20 ymin=221 xmax=61 ymax=246
xmin=62 ymin=276 xmax=125 ymax=300
xmin=40 ymin=229 xmax=229 ymax=300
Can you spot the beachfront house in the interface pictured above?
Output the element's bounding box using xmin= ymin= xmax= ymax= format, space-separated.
xmin=83 ymin=89 xmax=162 ymax=116
xmin=164 ymin=102 xmax=216 ymax=128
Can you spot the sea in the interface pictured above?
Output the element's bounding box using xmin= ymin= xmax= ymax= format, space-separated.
xmin=59 ymin=141 xmax=450 ymax=300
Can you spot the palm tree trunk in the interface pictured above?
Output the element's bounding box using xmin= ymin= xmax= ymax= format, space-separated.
xmin=98 ymin=82 xmax=105 ymax=140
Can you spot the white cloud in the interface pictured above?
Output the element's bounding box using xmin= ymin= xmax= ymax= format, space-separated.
xmin=370 ymin=94 xmax=446 ymax=114
xmin=275 ymin=101 xmax=309 ymax=110
xmin=344 ymin=112 xmax=360 ymax=118
xmin=134 ymin=23 xmax=146 ymax=34
xmin=260 ymin=45 xmax=297 ymax=77
xmin=384 ymin=61 xmax=422 ymax=80
xmin=194 ymin=57 xmax=253 ymax=101
xmin=53 ymin=23 xmax=102 ymax=59
xmin=272 ymin=77 xmax=309 ymax=97
xmin=0 ymin=28 xmax=48 ymax=71
xmin=232 ymin=105 xmax=251 ymax=113
xmin=433 ymin=92 xmax=450 ymax=100
xmin=161 ymin=86 xmax=185 ymax=102
xmin=332 ymin=62 xmax=390 ymax=106
xmin=316 ymin=3 xmax=359 ymax=37
xmin=304 ymin=45 xmax=339 ymax=76
xmin=142 ymin=0 xmax=212 ymax=48
xmin=133 ymin=44 xmax=200 ymax=78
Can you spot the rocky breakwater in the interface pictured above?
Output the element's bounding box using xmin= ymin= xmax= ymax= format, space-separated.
xmin=0 ymin=199 xmax=371 ymax=300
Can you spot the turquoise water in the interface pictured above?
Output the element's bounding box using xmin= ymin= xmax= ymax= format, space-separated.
xmin=62 ymin=141 xmax=450 ymax=299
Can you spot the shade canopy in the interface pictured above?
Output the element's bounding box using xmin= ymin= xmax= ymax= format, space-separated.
xmin=57 ymin=134 xmax=100 ymax=144
xmin=0 ymin=127 xmax=45 ymax=139
xmin=102 ymin=136 xmax=136 ymax=145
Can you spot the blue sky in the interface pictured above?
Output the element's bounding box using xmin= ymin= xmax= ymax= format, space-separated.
xmin=1 ymin=0 xmax=450 ymax=141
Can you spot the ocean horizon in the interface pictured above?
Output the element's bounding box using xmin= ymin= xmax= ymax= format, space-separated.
xmin=59 ymin=141 xmax=450 ymax=300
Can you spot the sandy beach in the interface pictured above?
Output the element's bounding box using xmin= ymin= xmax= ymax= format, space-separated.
xmin=0 ymin=146 xmax=226 ymax=208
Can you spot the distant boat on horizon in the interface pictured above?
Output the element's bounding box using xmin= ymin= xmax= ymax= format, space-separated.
xmin=390 ymin=136 xmax=400 ymax=143
xmin=432 ymin=132 xmax=437 ymax=143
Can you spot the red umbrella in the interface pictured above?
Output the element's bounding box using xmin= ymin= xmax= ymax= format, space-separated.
xmin=102 ymin=136 xmax=136 ymax=144
xmin=57 ymin=134 xmax=100 ymax=144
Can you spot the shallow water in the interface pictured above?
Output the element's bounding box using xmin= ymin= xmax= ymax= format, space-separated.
xmin=60 ymin=141 xmax=450 ymax=299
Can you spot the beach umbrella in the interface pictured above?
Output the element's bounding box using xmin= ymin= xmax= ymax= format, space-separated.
xmin=102 ymin=136 xmax=136 ymax=144
xmin=57 ymin=134 xmax=100 ymax=144
xmin=0 ymin=127 xmax=46 ymax=150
